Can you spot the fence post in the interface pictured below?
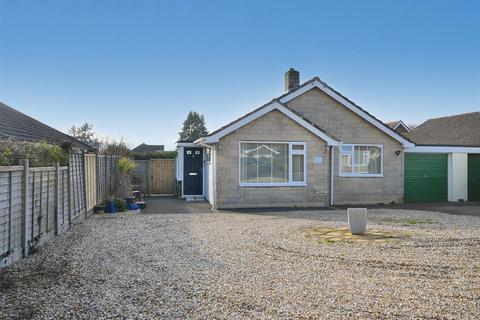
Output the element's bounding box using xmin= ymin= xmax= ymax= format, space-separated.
xmin=20 ymin=159 xmax=29 ymax=257
xmin=54 ymin=162 xmax=60 ymax=235
xmin=95 ymin=154 xmax=99 ymax=206
xmin=82 ymin=151 xmax=88 ymax=219
xmin=67 ymin=155 xmax=73 ymax=228
xmin=105 ymin=156 xmax=108 ymax=199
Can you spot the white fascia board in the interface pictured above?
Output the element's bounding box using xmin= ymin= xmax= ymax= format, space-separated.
xmin=393 ymin=121 xmax=411 ymax=132
xmin=176 ymin=142 xmax=198 ymax=147
xmin=279 ymin=80 xmax=415 ymax=147
xmin=405 ymin=146 xmax=480 ymax=154
xmin=201 ymin=101 xmax=339 ymax=146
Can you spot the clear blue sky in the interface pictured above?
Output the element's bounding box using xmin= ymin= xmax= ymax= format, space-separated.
xmin=1 ymin=0 xmax=479 ymax=150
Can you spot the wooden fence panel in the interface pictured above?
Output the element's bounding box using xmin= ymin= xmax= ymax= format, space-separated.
xmin=59 ymin=167 xmax=69 ymax=230
xmin=95 ymin=155 xmax=118 ymax=204
xmin=0 ymin=167 xmax=24 ymax=263
xmin=69 ymin=153 xmax=86 ymax=222
xmin=1 ymin=154 xmax=120 ymax=268
xmin=133 ymin=160 xmax=149 ymax=194
xmin=84 ymin=154 xmax=97 ymax=211
xmin=148 ymin=159 xmax=175 ymax=195
xmin=96 ymin=155 xmax=106 ymax=203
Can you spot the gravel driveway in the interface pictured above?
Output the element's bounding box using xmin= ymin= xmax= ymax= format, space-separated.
xmin=1 ymin=207 xmax=479 ymax=319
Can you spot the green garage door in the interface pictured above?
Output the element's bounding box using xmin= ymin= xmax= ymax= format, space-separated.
xmin=468 ymin=154 xmax=480 ymax=201
xmin=404 ymin=153 xmax=448 ymax=202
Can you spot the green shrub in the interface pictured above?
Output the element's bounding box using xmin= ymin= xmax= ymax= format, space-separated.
xmin=0 ymin=138 xmax=69 ymax=167
xmin=119 ymin=157 xmax=137 ymax=173
xmin=113 ymin=198 xmax=127 ymax=212
xmin=101 ymin=139 xmax=132 ymax=157
xmin=133 ymin=151 xmax=177 ymax=160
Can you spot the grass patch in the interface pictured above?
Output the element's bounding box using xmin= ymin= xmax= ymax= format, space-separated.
xmin=305 ymin=227 xmax=410 ymax=244
xmin=378 ymin=217 xmax=438 ymax=225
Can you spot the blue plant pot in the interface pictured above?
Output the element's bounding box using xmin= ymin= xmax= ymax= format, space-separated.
xmin=106 ymin=201 xmax=116 ymax=214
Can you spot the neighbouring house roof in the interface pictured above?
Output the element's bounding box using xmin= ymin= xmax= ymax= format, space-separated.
xmin=199 ymin=77 xmax=414 ymax=147
xmin=385 ymin=120 xmax=411 ymax=133
xmin=0 ymin=101 xmax=96 ymax=151
xmin=405 ymin=112 xmax=480 ymax=147
xmin=131 ymin=143 xmax=165 ymax=153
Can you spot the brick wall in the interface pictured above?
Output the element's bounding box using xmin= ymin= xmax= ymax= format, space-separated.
xmin=286 ymin=88 xmax=404 ymax=204
xmin=215 ymin=110 xmax=329 ymax=209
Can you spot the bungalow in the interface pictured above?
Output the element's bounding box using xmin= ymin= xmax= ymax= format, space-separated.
xmin=176 ymin=70 xmax=479 ymax=208
xmin=131 ymin=143 xmax=165 ymax=153
xmin=177 ymin=69 xmax=414 ymax=208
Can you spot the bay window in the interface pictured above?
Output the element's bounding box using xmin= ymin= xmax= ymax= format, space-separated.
xmin=339 ymin=144 xmax=383 ymax=177
xmin=240 ymin=142 xmax=306 ymax=186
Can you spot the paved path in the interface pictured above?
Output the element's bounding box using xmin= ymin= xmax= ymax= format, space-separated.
xmin=142 ymin=196 xmax=212 ymax=214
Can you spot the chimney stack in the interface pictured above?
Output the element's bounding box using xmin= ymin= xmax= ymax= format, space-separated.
xmin=285 ymin=68 xmax=300 ymax=92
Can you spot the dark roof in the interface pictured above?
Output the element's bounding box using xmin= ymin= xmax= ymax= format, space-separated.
xmin=206 ymin=77 xmax=412 ymax=144
xmin=0 ymin=101 xmax=95 ymax=150
xmin=406 ymin=112 xmax=480 ymax=147
xmin=131 ymin=143 xmax=165 ymax=153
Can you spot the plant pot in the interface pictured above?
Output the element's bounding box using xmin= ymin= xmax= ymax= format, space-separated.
xmin=125 ymin=196 xmax=136 ymax=204
xmin=105 ymin=201 xmax=117 ymax=214
xmin=94 ymin=205 xmax=105 ymax=213
xmin=348 ymin=208 xmax=367 ymax=235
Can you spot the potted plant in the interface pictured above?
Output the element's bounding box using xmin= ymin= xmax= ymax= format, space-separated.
xmin=117 ymin=157 xmax=137 ymax=199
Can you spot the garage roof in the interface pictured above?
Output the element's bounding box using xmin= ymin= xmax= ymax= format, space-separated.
xmin=406 ymin=112 xmax=480 ymax=147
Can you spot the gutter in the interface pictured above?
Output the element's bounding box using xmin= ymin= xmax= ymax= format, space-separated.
xmin=330 ymin=146 xmax=334 ymax=206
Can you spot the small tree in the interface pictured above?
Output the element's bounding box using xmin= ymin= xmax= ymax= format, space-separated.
xmin=100 ymin=138 xmax=132 ymax=157
xmin=69 ymin=123 xmax=101 ymax=149
xmin=179 ymin=111 xmax=208 ymax=141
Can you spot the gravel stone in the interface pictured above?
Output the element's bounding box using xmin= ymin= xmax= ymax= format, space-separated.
xmin=0 ymin=209 xmax=479 ymax=319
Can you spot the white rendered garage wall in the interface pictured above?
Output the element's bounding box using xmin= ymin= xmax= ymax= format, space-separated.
xmin=448 ymin=153 xmax=468 ymax=201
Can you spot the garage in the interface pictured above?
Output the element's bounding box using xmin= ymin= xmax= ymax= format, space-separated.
xmin=404 ymin=153 xmax=448 ymax=202
xmin=468 ymin=154 xmax=480 ymax=201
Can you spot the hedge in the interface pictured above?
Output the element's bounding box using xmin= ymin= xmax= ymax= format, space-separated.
xmin=0 ymin=138 xmax=69 ymax=167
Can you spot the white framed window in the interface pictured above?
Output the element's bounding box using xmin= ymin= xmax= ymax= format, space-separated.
xmin=339 ymin=144 xmax=383 ymax=177
xmin=239 ymin=141 xmax=307 ymax=186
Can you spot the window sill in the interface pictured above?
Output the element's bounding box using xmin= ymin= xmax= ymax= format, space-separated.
xmin=339 ymin=173 xmax=384 ymax=178
xmin=239 ymin=183 xmax=307 ymax=187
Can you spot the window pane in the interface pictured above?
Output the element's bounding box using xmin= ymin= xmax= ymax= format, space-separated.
xmin=257 ymin=144 xmax=272 ymax=182
xmin=240 ymin=143 xmax=290 ymax=184
xmin=341 ymin=145 xmax=353 ymax=153
xmin=354 ymin=146 xmax=381 ymax=174
xmin=240 ymin=143 xmax=258 ymax=183
xmin=292 ymin=154 xmax=304 ymax=182
xmin=340 ymin=154 xmax=353 ymax=173
xmin=272 ymin=144 xmax=288 ymax=182
xmin=292 ymin=144 xmax=304 ymax=150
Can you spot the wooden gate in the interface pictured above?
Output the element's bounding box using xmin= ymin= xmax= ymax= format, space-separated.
xmin=148 ymin=159 xmax=175 ymax=195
